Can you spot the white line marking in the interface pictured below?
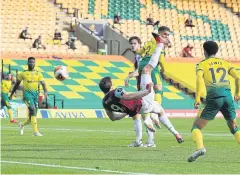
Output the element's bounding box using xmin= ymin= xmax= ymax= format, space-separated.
xmin=1 ymin=160 xmax=155 ymax=175
xmin=1 ymin=127 xmax=233 ymax=137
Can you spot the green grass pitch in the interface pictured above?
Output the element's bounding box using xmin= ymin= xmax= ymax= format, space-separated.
xmin=1 ymin=118 xmax=240 ymax=174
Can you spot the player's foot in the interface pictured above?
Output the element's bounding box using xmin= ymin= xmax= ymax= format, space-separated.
xmin=19 ymin=122 xmax=24 ymax=135
xmin=188 ymin=148 xmax=206 ymax=162
xmin=143 ymin=119 xmax=156 ymax=132
xmin=143 ymin=142 xmax=156 ymax=148
xmin=33 ymin=132 xmax=43 ymax=136
xmin=10 ymin=119 xmax=18 ymax=123
xmin=128 ymin=140 xmax=143 ymax=147
xmin=150 ymin=113 xmax=161 ymax=129
xmin=175 ymin=134 xmax=184 ymax=144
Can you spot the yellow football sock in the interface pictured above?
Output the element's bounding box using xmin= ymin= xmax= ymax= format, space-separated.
xmin=234 ymin=131 xmax=240 ymax=144
xmin=8 ymin=109 xmax=13 ymax=120
xmin=154 ymin=93 xmax=162 ymax=105
xmin=31 ymin=116 xmax=39 ymax=133
xmin=192 ymin=128 xmax=204 ymax=150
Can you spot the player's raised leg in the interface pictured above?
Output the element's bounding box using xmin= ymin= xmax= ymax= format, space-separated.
xmin=140 ymin=33 xmax=166 ymax=90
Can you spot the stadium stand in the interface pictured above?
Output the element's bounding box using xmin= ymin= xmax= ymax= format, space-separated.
xmin=219 ymin=0 xmax=240 ymax=15
xmin=1 ymin=0 xmax=240 ymax=111
xmin=1 ymin=0 xmax=239 ymax=59
xmin=52 ymin=0 xmax=240 ymax=59
xmin=0 ymin=0 xmax=89 ymax=56
xmin=2 ymin=58 xmax=194 ymax=109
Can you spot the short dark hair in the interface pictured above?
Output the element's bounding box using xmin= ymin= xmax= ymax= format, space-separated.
xmin=99 ymin=77 xmax=112 ymax=93
xmin=129 ymin=36 xmax=141 ymax=44
xmin=158 ymin=26 xmax=170 ymax=32
xmin=28 ymin=57 xmax=35 ymax=62
xmin=203 ymin=41 xmax=219 ymax=56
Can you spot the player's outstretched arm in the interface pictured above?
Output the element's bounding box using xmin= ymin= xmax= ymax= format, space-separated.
xmin=125 ymin=69 xmax=139 ymax=87
xmin=115 ymin=84 xmax=153 ymax=101
xmin=40 ymin=80 xmax=48 ymax=98
xmin=195 ymin=70 xmax=204 ymax=109
xmin=9 ymin=79 xmax=21 ymax=99
xmin=105 ymin=109 xmax=127 ymax=121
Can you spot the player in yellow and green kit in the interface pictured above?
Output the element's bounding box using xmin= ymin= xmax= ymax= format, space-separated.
xmin=188 ymin=41 xmax=240 ymax=162
xmin=10 ymin=57 xmax=48 ymax=136
xmin=137 ymin=26 xmax=184 ymax=143
xmin=1 ymin=73 xmax=17 ymax=123
xmin=137 ymin=28 xmax=167 ymax=105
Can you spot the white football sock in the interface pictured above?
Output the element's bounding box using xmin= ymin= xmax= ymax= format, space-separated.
xmin=147 ymin=128 xmax=154 ymax=144
xmin=134 ymin=118 xmax=142 ymax=143
xmin=140 ymin=73 xmax=152 ymax=90
xmin=148 ymin=43 xmax=164 ymax=68
xmin=159 ymin=114 xmax=179 ymax=136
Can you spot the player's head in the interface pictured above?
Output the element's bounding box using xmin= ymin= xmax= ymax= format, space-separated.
xmin=129 ymin=36 xmax=141 ymax=52
xmin=27 ymin=57 xmax=35 ymax=70
xmin=158 ymin=26 xmax=170 ymax=39
xmin=99 ymin=76 xmax=112 ymax=94
xmin=203 ymin=41 xmax=218 ymax=58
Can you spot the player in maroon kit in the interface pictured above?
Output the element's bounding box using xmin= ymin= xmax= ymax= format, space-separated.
xmin=99 ymin=76 xmax=184 ymax=144
xmin=101 ymin=76 xmax=155 ymax=131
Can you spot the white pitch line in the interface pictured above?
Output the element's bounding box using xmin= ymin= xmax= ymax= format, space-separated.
xmin=2 ymin=127 xmax=130 ymax=133
xmin=1 ymin=126 xmax=233 ymax=137
xmin=1 ymin=160 xmax=155 ymax=175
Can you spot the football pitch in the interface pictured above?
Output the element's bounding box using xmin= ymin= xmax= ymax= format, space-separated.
xmin=1 ymin=118 xmax=240 ymax=174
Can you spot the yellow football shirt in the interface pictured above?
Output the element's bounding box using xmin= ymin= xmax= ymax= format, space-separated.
xmin=196 ymin=57 xmax=234 ymax=98
xmin=137 ymin=38 xmax=165 ymax=71
xmin=1 ymin=80 xmax=12 ymax=94
xmin=18 ymin=70 xmax=43 ymax=92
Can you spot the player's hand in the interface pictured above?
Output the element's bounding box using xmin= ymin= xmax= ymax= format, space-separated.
xmin=124 ymin=79 xmax=129 ymax=87
xmin=194 ymin=99 xmax=201 ymax=109
xmin=234 ymin=95 xmax=240 ymax=103
xmin=158 ymin=35 xmax=170 ymax=46
xmin=159 ymin=36 xmax=169 ymax=45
